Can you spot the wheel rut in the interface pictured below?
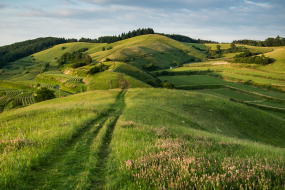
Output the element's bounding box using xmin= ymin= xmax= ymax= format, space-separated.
xmin=24 ymin=90 xmax=127 ymax=190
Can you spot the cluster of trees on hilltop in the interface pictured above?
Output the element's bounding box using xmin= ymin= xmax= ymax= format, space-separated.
xmin=233 ymin=50 xmax=262 ymax=58
xmin=233 ymin=36 xmax=285 ymax=47
xmin=230 ymin=54 xmax=273 ymax=65
xmin=78 ymin=28 xmax=155 ymax=44
xmin=57 ymin=48 xmax=92 ymax=68
xmin=0 ymin=37 xmax=79 ymax=69
xmin=157 ymin=33 xmax=218 ymax=44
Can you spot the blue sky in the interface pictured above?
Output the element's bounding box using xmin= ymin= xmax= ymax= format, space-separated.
xmin=0 ymin=0 xmax=284 ymax=46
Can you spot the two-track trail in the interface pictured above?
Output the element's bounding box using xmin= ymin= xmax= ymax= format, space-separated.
xmin=23 ymin=90 xmax=127 ymax=190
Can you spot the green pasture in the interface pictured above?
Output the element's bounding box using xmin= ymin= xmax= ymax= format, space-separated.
xmin=107 ymin=89 xmax=285 ymax=189
xmin=113 ymin=62 xmax=157 ymax=85
xmin=258 ymin=47 xmax=285 ymax=74
xmin=215 ymin=72 xmax=285 ymax=86
xmin=1 ymin=89 xmax=285 ymax=189
xmin=252 ymin=101 xmax=285 ymax=109
xmin=32 ymin=42 xmax=103 ymax=63
xmin=89 ymin=34 xmax=206 ymax=69
xmin=159 ymin=75 xmax=230 ymax=86
xmin=205 ymin=43 xmax=274 ymax=54
xmin=199 ymin=89 xmax=262 ymax=101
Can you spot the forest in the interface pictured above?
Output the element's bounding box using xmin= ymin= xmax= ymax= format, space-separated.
xmin=78 ymin=28 xmax=155 ymax=43
xmin=233 ymin=35 xmax=285 ymax=47
xmin=0 ymin=37 xmax=69 ymax=69
xmin=157 ymin=33 xmax=218 ymax=44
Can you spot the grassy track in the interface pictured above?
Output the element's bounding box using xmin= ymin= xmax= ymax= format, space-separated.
xmin=23 ymin=91 xmax=126 ymax=189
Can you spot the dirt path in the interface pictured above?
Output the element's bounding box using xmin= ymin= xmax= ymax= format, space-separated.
xmin=24 ymin=91 xmax=127 ymax=190
xmin=119 ymin=73 xmax=130 ymax=89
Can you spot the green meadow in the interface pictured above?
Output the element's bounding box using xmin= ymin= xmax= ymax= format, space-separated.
xmin=1 ymin=33 xmax=285 ymax=189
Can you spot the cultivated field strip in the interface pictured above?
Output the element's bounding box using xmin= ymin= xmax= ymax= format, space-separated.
xmin=24 ymin=90 xmax=126 ymax=189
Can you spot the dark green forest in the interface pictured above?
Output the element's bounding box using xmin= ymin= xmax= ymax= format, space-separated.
xmin=157 ymin=33 xmax=218 ymax=44
xmin=0 ymin=37 xmax=69 ymax=69
xmin=78 ymin=28 xmax=155 ymax=43
xmin=233 ymin=36 xmax=285 ymax=47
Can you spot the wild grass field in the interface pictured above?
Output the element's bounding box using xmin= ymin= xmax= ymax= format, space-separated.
xmin=1 ymin=33 xmax=285 ymax=189
xmin=1 ymin=89 xmax=285 ymax=189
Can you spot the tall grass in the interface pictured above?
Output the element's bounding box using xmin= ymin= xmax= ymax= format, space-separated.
xmin=0 ymin=90 xmax=119 ymax=189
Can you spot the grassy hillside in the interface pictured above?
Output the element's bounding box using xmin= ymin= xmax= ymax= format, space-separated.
xmin=257 ymin=46 xmax=285 ymax=74
xmin=32 ymin=42 xmax=104 ymax=63
xmin=205 ymin=43 xmax=273 ymax=54
xmin=89 ymin=34 xmax=206 ymax=69
xmin=1 ymin=89 xmax=285 ymax=189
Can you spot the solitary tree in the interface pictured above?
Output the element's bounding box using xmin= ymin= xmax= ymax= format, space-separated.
xmin=102 ymin=47 xmax=105 ymax=51
xmin=207 ymin=46 xmax=211 ymax=53
xmin=216 ymin=45 xmax=221 ymax=53
xmin=231 ymin=43 xmax=236 ymax=51
xmin=162 ymin=81 xmax=174 ymax=89
xmin=34 ymin=87 xmax=55 ymax=103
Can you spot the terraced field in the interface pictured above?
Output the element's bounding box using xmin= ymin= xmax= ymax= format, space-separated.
xmin=199 ymin=89 xmax=262 ymax=101
xmin=252 ymin=101 xmax=285 ymax=109
xmin=0 ymin=89 xmax=34 ymax=111
xmin=159 ymin=75 xmax=230 ymax=86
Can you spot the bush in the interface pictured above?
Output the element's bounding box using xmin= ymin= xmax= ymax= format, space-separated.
xmin=61 ymin=47 xmax=66 ymax=50
xmin=105 ymin=58 xmax=112 ymax=62
xmin=102 ymin=47 xmax=105 ymax=51
xmin=34 ymin=87 xmax=55 ymax=103
xmin=143 ymin=63 xmax=157 ymax=71
xmin=72 ymin=62 xmax=86 ymax=68
xmin=0 ymin=91 xmax=6 ymax=97
xmin=162 ymin=81 xmax=174 ymax=89
xmin=12 ymin=97 xmax=23 ymax=107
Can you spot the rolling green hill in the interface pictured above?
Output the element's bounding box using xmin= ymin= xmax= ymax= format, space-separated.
xmin=257 ymin=46 xmax=285 ymax=74
xmin=0 ymin=89 xmax=285 ymax=189
xmin=1 ymin=32 xmax=285 ymax=190
xmin=88 ymin=34 xmax=206 ymax=69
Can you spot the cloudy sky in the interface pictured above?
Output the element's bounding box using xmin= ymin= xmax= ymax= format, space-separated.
xmin=0 ymin=0 xmax=284 ymax=46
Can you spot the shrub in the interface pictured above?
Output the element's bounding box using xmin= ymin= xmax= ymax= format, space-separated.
xmin=102 ymin=47 xmax=105 ymax=51
xmin=162 ymin=81 xmax=174 ymax=89
xmin=12 ymin=97 xmax=23 ymax=107
xmin=105 ymin=58 xmax=112 ymax=62
xmin=0 ymin=91 xmax=6 ymax=97
xmin=162 ymin=71 xmax=170 ymax=76
xmin=72 ymin=62 xmax=85 ymax=68
xmin=34 ymin=87 xmax=55 ymax=103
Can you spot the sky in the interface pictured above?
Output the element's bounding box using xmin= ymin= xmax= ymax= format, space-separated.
xmin=0 ymin=0 xmax=284 ymax=46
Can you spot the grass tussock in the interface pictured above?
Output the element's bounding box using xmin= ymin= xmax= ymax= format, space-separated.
xmin=121 ymin=134 xmax=285 ymax=189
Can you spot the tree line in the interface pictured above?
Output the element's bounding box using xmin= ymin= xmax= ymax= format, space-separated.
xmin=78 ymin=28 xmax=155 ymax=44
xmin=157 ymin=33 xmax=218 ymax=44
xmin=230 ymin=54 xmax=273 ymax=65
xmin=232 ymin=36 xmax=285 ymax=47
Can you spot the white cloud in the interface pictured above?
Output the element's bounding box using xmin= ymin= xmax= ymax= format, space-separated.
xmin=60 ymin=0 xmax=77 ymax=5
xmin=245 ymin=1 xmax=272 ymax=8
